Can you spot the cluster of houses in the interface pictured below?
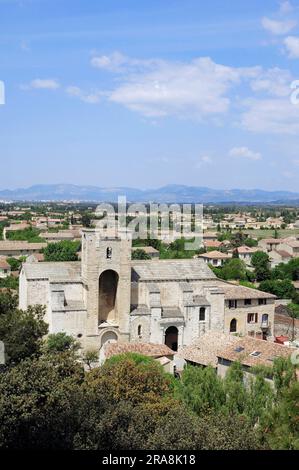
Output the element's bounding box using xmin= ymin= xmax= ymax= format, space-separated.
xmin=1 ymin=205 xmax=299 ymax=380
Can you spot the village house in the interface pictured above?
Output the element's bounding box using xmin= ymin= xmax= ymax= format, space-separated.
xmin=100 ymin=341 xmax=174 ymax=373
xmin=0 ymin=241 xmax=46 ymax=258
xmin=217 ymin=336 xmax=294 ymax=381
xmin=19 ymin=228 xmax=277 ymax=355
xmin=0 ymin=258 xmax=11 ymax=278
xmin=234 ymin=246 xmax=259 ymax=266
xmin=131 ymin=246 xmax=160 ymax=259
xmin=198 ymin=250 xmax=232 ymax=267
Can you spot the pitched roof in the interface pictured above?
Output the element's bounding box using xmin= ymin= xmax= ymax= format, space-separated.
xmin=274 ymin=250 xmax=293 ymax=259
xmin=104 ymin=342 xmax=174 ymax=359
xmin=178 ymin=331 xmax=239 ymax=367
xmin=132 ymin=258 xmax=216 ymax=281
xmin=132 ymin=246 xmax=159 ymax=254
xmin=22 ymin=261 xmax=81 ymax=281
xmin=204 ymin=240 xmax=222 ymax=248
xmin=237 ymin=246 xmax=259 ymax=254
xmin=198 ymin=250 xmax=231 ymax=259
xmin=217 ymin=336 xmax=294 ymax=367
xmin=0 ymin=241 xmax=46 ymax=250
xmin=219 ymin=282 xmax=276 ymax=300
xmin=0 ymin=259 xmax=10 ymax=269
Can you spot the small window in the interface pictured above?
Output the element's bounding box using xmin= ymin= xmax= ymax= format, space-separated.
xmin=244 ymin=299 xmax=252 ymax=305
xmin=106 ymin=247 xmax=112 ymax=259
xmin=250 ymin=351 xmax=261 ymax=357
xmin=247 ymin=313 xmax=255 ymax=323
xmin=235 ymin=346 xmax=245 ymax=353
xmin=137 ymin=325 xmax=142 ymax=337
xmin=259 ymin=299 xmax=267 ymax=305
xmin=230 ymin=318 xmax=237 ymax=333
xmin=199 ymin=307 xmax=206 ymax=322
xmin=229 ymin=300 xmax=237 ymax=309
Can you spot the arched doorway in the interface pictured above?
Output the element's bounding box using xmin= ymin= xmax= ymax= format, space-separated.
xmin=165 ymin=326 xmax=178 ymax=351
xmin=99 ymin=270 xmax=119 ymax=324
xmin=100 ymin=330 xmax=118 ymax=348
xmin=230 ymin=318 xmax=237 ymax=333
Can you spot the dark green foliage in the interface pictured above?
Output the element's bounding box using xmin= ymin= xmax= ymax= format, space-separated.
xmin=132 ymin=249 xmax=151 ymax=260
xmin=6 ymin=257 xmax=21 ymax=271
xmin=0 ymin=293 xmax=48 ymax=366
xmin=6 ymin=227 xmax=41 ymax=243
xmin=251 ymin=251 xmax=271 ymax=281
xmin=259 ymin=279 xmax=296 ymax=300
xmin=44 ymin=332 xmax=79 ymax=354
xmin=0 ymin=276 xmax=19 ymax=290
xmin=43 ymin=240 xmax=80 ymax=261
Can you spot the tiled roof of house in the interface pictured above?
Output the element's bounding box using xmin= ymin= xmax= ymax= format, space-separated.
xmin=0 ymin=241 xmax=47 ymax=251
xmin=178 ymin=331 xmax=239 ymax=367
xmin=132 ymin=246 xmax=159 ymax=254
xmin=237 ymin=246 xmax=259 ymax=254
xmin=285 ymin=240 xmax=299 ymax=248
xmin=104 ymin=342 xmax=174 ymax=359
xmin=198 ymin=250 xmax=231 ymax=260
xmin=132 ymin=259 xmax=216 ymax=281
xmin=0 ymin=259 xmax=10 ymax=269
xmin=204 ymin=240 xmax=223 ymax=248
xmin=22 ymin=261 xmax=81 ymax=281
xmin=219 ymin=282 xmax=276 ymax=299
xmin=217 ymin=336 xmax=294 ymax=367
xmin=274 ymin=250 xmax=293 ymax=258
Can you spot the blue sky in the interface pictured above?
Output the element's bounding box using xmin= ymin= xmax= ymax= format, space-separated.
xmin=1 ymin=0 xmax=299 ymax=191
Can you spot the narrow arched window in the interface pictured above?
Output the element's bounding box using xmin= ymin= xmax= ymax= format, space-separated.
xmin=199 ymin=307 xmax=206 ymax=321
xmin=230 ymin=318 xmax=237 ymax=333
xmin=106 ymin=247 xmax=112 ymax=259
xmin=138 ymin=325 xmax=142 ymax=337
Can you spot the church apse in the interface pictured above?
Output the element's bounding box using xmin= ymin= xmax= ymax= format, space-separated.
xmin=98 ymin=270 xmax=119 ymax=324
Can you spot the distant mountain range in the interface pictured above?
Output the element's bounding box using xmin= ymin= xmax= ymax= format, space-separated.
xmin=1 ymin=184 xmax=299 ymax=204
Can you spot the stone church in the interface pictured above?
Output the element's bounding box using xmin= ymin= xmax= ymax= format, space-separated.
xmin=19 ymin=228 xmax=276 ymax=352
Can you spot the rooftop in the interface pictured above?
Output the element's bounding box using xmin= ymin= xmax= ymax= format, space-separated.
xmin=0 ymin=241 xmax=47 ymax=250
xmin=22 ymin=261 xmax=81 ymax=281
xmin=178 ymin=331 xmax=239 ymax=367
xmin=198 ymin=250 xmax=232 ymax=259
xmin=132 ymin=258 xmax=216 ymax=281
xmin=219 ymin=282 xmax=276 ymax=300
xmin=217 ymin=336 xmax=294 ymax=367
xmin=104 ymin=342 xmax=174 ymax=359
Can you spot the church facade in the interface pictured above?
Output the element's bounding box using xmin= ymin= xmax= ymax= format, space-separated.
xmin=19 ymin=228 xmax=276 ymax=352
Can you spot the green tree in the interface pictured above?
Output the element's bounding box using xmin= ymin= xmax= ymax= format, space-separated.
xmin=251 ymin=251 xmax=271 ymax=281
xmin=0 ymin=299 xmax=48 ymax=366
xmin=265 ymin=382 xmax=299 ymax=450
xmin=43 ymin=240 xmax=80 ymax=262
xmin=259 ymin=279 xmax=296 ymax=300
xmin=81 ymin=214 xmax=91 ymax=228
xmin=6 ymin=257 xmax=21 ymax=272
xmin=44 ymin=332 xmax=79 ymax=354
xmin=132 ymin=249 xmax=151 ymax=260
xmin=175 ymin=365 xmax=226 ymax=414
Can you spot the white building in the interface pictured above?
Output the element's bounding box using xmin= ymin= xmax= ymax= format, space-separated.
xmin=19 ymin=228 xmax=276 ymax=353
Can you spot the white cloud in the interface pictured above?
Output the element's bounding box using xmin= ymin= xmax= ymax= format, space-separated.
xmin=250 ymin=67 xmax=292 ymax=97
xmin=284 ymin=35 xmax=299 ymax=58
xmin=241 ymin=98 xmax=299 ymax=135
xmin=21 ymin=78 xmax=60 ymax=90
xmin=229 ymin=146 xmax=262 ymax=161
xmin=91 ymin=52 xmax=128 ymax=72
xmin=196 ymin=155 xmax=213 ymax=168
xmin=282 ymin=170 xmax=294 ymax=178
xmin=104 ymin=55 xmax=254 ymax=118
xmin=261 ymin=17 xmax=296 ymax=35
xmin=65 ymin=85 xmax=104 ymax=104
xmin=279 ymin=1 xmax=294 ymax=14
